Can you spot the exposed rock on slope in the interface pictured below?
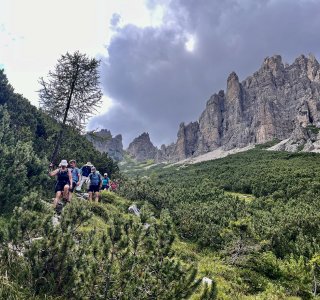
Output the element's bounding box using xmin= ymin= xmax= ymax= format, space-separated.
xmin=127 ymin=132 xmax=157 ymax=162
xmin=86 ymin=129 xmax=124 ymax=161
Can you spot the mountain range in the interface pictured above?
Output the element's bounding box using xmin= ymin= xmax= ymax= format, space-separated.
xmin=88 ymin=54 xmax=320 ymax=162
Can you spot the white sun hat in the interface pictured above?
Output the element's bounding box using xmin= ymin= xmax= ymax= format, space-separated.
xmin=60 ymin=160 xmax=68 ymax=167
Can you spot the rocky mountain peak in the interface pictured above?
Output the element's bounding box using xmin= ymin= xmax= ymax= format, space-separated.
xmin=227 ymin=71 xmax=239 ymax=84
xmin=263 ymin=55 xmax=283 ymax=69
xmin=218 ymin=89 xmax=225 ymax=98
xmin=139 ymin=132 xmax=151 ymax=139
xmin=307 ymin=53 xmax=319 ymax=68
xmin=98 ymin=129 xmax=112 ymax=138
xmin=86 ymin=129 xmax=124 ymax=161
xmin=307 ymin=53 xmax=320 ymax=82
xmin=226 ymin=72 xmax=241 ymax=102
xmin=260 ymin=55 xmax=285 ymax=81
xmin=127 ymin=132 xmax=157 ymax=162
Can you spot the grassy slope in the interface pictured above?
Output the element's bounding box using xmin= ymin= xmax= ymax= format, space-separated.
xmin=119 ymin=152 xmax=157 ymax=174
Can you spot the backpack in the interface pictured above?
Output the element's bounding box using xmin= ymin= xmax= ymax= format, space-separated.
xmin=89 ymin=172 xmax=101 ymax=186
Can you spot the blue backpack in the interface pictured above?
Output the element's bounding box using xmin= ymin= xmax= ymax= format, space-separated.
xmin=89 ymin=172 xmax=101 ymax=186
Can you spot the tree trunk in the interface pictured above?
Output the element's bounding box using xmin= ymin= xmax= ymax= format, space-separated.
xmin=50 ymin=65 xmax=79 ymax=164
xmin=50 ymin=125 xmax=66 ymax=164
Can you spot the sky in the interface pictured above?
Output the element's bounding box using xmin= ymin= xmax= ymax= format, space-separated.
xmin=1 ymin=0 xmax=320 ymax=147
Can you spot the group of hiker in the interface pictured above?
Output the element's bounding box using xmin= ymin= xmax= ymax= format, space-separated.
xmin=49 ymin=159 xmax=114 ymax=208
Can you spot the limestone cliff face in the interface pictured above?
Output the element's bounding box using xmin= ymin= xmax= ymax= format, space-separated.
xmin=127 ymin=132 xmax=157 ymax=162
xmin=196 ymin=90 xmax=224 ymax=154
xmin=86 ymin=129 xmax=124 ymax=161
xmin=154 ymin=53 xmax=320 ymax=161
xmin=170 ymin=122 xmax=200 ymax=161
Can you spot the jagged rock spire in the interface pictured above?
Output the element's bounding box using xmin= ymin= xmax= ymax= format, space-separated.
xmin=127 ymin=132 xmax=157 ymax=162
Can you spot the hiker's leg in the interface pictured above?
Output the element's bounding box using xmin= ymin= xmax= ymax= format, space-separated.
xmin=88 ymin=191 xmax=93 ymax=201
xmin=86 ymin=178 xmax=90 ymax=190
xmin=54 ymin=191 xmax=61 ymax=208
xmin=68 ymin=182 xmax=76 ymax=202
xmin=95 ymin=191 xmax=99 ymax=202
xmin=63 ymin=184 xmax=69 ymax=200
xmin=76 ymin=176 xmax=86 ymax=191
xmin=68 ymin=190 xmax=73 ymax=202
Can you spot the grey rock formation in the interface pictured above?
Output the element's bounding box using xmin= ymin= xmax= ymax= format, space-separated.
xmin=86 ymin=129 xmax=124 ymax=161
xmin=127 ymin=132 xmax=157 ymax=162
xmin=153 ymin=122 xmax=200 ymax=162
xmin=196 ymin=90 xmax=224 ymax=154
xmin=173 ymin=122 xmax=200 ymax=161
xmin=154 ymin=53 xmax=320 ymax=161
xmin=155 ymin=143 xmax=176 ymax=162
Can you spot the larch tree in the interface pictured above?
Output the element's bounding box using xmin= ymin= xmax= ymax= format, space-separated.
xmin=38 ymin=51 xmax=103 ymax=164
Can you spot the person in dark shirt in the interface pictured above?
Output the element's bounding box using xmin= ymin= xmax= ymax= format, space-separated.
xmin=49 ymin=159 xmax=72 ymax=208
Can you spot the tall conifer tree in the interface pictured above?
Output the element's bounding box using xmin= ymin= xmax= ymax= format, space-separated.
xmin=38 ymin=51 xmax=103 ymax=164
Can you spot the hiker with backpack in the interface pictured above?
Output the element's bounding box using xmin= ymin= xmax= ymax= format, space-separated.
xmin=68 ymin=159 xmax=81 ymax=202
xmin=49 ymin=159 xmax=72 ymax=208
xmin=76 ymin=162 xmax=93 ymax=191
xmin=101 ymin=173 xmax=110 ymax=190
xmin=88 ymin=166 xmax=102 ymax=202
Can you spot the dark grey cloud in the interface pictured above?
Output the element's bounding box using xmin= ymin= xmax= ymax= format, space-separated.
xmin=89 ymin=0 xmax=320 ymax=147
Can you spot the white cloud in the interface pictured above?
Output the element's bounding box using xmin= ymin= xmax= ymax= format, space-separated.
xmin=0 ymin=0 xmax=163 ymax=108
xmin=96 ymin=95 xmax=114 ymax=115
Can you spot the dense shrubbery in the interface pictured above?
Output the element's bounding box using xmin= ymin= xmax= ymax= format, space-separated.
xmin=0 ymin=194 xmax=202 ymax=299
xmin=118 ymin=149 xmax=320 ymax=298
xmin=0 ymin=105 xmax=48 ymax=212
